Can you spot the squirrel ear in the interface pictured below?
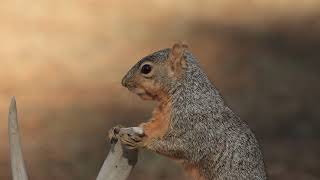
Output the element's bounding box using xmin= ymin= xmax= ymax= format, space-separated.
xmin=169 ymin=42 xmax=188 ymax=72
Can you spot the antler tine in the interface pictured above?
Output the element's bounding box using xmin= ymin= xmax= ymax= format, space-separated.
xmin=8 ymin=97 xmax=29 ymax=180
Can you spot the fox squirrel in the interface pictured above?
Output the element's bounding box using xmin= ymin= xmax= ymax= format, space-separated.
xmin=109 ymin=42 xmax=267 ymax=180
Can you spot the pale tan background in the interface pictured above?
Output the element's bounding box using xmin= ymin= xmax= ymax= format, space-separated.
xmin=0 ymin=0 xmax=319 ymax=179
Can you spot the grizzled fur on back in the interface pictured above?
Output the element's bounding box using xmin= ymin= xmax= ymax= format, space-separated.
xmin=165 ymin=50 xmax=266 ymax=179
xmin=120 ymin=43 xmax=267 ymax=180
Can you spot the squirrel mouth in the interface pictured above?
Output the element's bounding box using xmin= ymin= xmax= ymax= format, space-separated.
xmin=131 ymin=88 xmax=154 ymax=100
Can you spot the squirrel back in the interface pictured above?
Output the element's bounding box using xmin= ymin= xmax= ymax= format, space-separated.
xmin=118 ymin=42 xmax=267 ymax=180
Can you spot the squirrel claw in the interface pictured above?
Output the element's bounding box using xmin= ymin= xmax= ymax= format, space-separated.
xmin=108 ymin=125 xmax=125 ymax=143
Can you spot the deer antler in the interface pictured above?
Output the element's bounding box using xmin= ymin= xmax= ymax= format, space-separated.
xmin=7 ymin=97 xmax=138 ymax=180
xmin=8 ymin=97 xmax=29 ymax=180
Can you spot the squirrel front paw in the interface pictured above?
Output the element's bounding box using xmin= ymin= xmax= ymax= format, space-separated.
xmin=118 ymin=127 xmax=145 ymax=149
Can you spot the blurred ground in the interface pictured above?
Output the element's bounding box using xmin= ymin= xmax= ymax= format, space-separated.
xmin=0 ymin=0 xmax=319 ymax=179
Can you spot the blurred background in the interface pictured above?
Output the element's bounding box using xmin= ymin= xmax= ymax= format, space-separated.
xmin=0 ymin=0 xmax=319 ymax=179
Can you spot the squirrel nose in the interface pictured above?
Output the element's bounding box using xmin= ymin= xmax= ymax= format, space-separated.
xmin=121 ymin=77 xmax=128 ymax=87
xmin=122 ymin=76 xmax=135 ymax=89
xmin=122 ymin=68 xmax=136 ymax=88
xmin=121 ymin=74 xmax=133 ymax=88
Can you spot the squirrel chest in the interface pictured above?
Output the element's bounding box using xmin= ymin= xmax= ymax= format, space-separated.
xmin=142 ymin=100 xmax=172 ymax=142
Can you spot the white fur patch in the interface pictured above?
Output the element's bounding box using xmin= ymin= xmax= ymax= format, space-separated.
xmin=132 ymin=127 xmax=144 ymax=135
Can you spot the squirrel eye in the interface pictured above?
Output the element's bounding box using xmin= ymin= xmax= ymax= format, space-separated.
xmin=141 ymin=64 xmax=152 ymax=74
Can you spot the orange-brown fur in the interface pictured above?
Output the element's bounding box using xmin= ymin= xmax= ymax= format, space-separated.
xmin=131 ymin=61 xmax=172 ymax=145
xmin=139 ymin=98 xmax=171 ymax=146
xmin=134 ymin=68 xmax=172 ymax=146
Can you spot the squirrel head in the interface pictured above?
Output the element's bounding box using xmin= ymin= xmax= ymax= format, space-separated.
xmin=122 ymin=42 xmax=189 ymax=101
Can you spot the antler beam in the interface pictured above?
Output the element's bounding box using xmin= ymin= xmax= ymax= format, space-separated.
xmin=96 ymin=140 xmax=138 ymax=180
